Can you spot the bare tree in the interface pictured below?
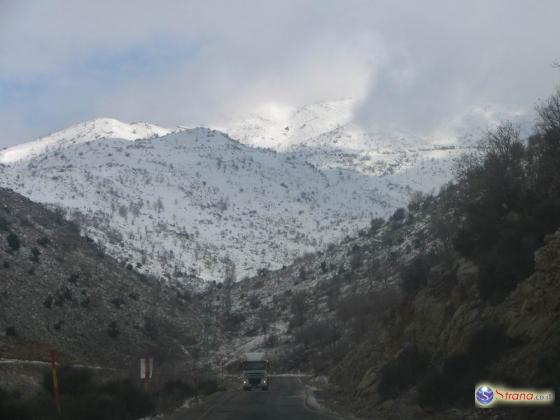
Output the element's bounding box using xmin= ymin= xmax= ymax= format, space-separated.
xmin=536 ymin=87 xmax=560 ymax=133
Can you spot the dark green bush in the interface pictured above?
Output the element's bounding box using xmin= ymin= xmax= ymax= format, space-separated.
xmin=107 ymin=321 xmax=120 ymax=339
xmin=400 ymin=255 xmax=431 ymax=297
xmin=160 ymin=380 xmax=195 ymax=411
xmin=197 ymin=378 xmax=220 ymax=395
xmin=0 ymin=388 xmax=29 ymax=420
xmin=99 ymin=380 xmax=154 ymax=418
xmin=3 ymin=372 xmax=155 ymax=420
xmin=467 ymin=326 xmax=507 ymax=367
xmin=378 ymin=346 xmax=430 ymax=400
xmin=390 ymin=207 xmax=406 ymax=222
xmin=452 ymin=105 xmax=560 ymax=302
xmin=30 ymin=246 xmax=41 ymax=262
xmin=0 ymin=217 xmax=9 ymax=232
xmin=6 ymin=232 xmax=20 ymax=251
xmin=417 ymin=368 xmax=454 ymax=408
xmin=37 ymin=236 xmax=50 ymax=247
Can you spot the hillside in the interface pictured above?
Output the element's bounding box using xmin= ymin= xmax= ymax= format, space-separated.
xmin=0 ymin=110 xmax=475 ymax=283
xmin=0 ymin=187 xmax=201 ymax=391
xmin=202 ymin=92 xmax=560 ymax=419
xmin=0 ymin=118 xmax=171 ymax=164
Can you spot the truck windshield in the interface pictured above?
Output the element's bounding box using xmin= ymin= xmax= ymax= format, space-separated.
xmin=243 ymin=361 xmax=267 ymax=370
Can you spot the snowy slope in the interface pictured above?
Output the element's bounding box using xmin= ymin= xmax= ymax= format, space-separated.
xmin=219 ymin=99 xmax=533 ymax=178
xmin=0 ymin=118 xmax=171 ymax=164
xmin=0 ymin=127 xmax=411 ymax=283
xmin=0 ymin=104 xmax=483 ymax=284
xmin=219 ymin=100 xmax=477 ymax=182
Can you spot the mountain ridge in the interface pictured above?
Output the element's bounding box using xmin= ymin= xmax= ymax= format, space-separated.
xmin=0 ymin=102 xmax=482 ymax=283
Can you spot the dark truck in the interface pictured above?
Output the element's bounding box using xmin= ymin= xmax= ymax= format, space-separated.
xmin=241 ymin=352 xmax=269 ymax=391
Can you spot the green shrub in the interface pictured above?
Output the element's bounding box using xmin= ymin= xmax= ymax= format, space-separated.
xmin=0 ymin=217 xmax=9 ymax=232
xmin=452 ymin=113 xmax=560 ymax=302
xmin=37 ymin=236 xmax=50 ymax=247
xmin=107 ymin=321 xmax=120 ymax=339
xmin=400 ymin=256 xmax=431 ymax=297
xmin=160 ymin=380 xmax=195 ymax=411
xmin=417 ymin=353 xmax=475 ymax=408
xmin=30 ymin=247 xmax=40 ymax=263
xmin=197 ymin=378 xmax=220 ymax=395
xmin=467 ymin=326 xmax=507 ymax=367
xmin=390 ymin=208 xmax=406 ymax=222
xmin=0 ymin=388 xmax=29 ymax=420
xmin=417 ymin=368 xmax=454 ymax=408
xmin=378 ymin=346 xmax=430 ymax=400
xmin=6 ymin=233 xmax=20 ymax=251
xmin=99 ymin=380 xmax=154 ymax=418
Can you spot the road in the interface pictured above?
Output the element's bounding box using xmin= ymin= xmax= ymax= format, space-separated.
xmin=166 ymin=376 xmax=347 ymax=420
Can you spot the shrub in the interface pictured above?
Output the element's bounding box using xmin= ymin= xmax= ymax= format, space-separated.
xmin=294 ymin=320 xmax=339 ymax=350
xmin=42 ymin=367 xmax=93 ymax=396
xmin=467 ymin=326 xmax=507 ymax=367
xmin=336 ymin=289 xmax=399 ymax=340
xmin=369 ymin=218 xmax=385 ymax=234
xmin=99 ymin=380 xmax=154 ymax=418
xmin=222 ymin=313 xmax=245 ymax=332
xmin=378 ymin=346 xmax=430 ymax=400
xmin=30 ymin=247 xmax=40 ymax=263
xmin=0 ymin=217 xmax=9 ymax=232
xmin=289 ymin=292 xmax=307 ymax=328
xmin=197 ymin=378 xmax=220 ymax=396
xmin=442 ymin=352 xmax=472 ymax=379
xmin=400 ymin=256 xmax=431 ymax=297
xmin=417 ymin=353 xmax=475 ymax=408
xmin=160 ymin=380 xmax=194 ymax=411
xmin=451 ymin=116 xmax=560 ymax=302
xmin=0 ymin=388 xmax=29 ymax=420
xmin=6 ymin=233 xmax=20 ymax=251
xmin=390 ymin=207 xmax=406 ymax=222
xmin=37 ymin=236 xmax=50 ymax=247
xmin=107 ymin=321 xmax=119 ymax=339
xmin=349 ymin=253 xmax=362 ymax=271
xmin=110 ymin=297 xmax=126 ymax=309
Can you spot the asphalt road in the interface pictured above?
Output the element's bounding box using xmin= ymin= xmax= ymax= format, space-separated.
xmin=166 ymin=376 xmax=347 ymax=420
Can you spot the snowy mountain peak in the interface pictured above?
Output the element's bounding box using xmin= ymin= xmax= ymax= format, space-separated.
xmin=0 ymin=118 xmax=172 ymax=164
xmin=220 ymin=99 xmax=355 ymax=152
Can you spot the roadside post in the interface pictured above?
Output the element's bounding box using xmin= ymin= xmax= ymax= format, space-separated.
xmin=50 ymin=350 xmax=61 ymax=415
xmin=140 ymin=355 xmax=153 ymax=392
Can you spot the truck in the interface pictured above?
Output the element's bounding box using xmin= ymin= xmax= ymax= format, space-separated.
xmin=241 ymin=352 xmax=269 ymax=391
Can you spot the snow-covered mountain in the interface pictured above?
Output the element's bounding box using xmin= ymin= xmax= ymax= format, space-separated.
xmin=0 ymin=122 xmax=409 ymax=283
xmin=0 ymin=107 xmax=476 ymax=284
xmin=219 ymin=99 xmax=477 ymax=179
xmin=0 ymin=118 xmax=171 ymax=164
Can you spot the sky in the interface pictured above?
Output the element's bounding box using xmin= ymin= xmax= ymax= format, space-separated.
xmin=0 ymin=0 xmax=559 ymax=148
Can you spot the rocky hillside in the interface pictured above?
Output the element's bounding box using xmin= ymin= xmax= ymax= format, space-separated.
xmin=203 ymin=91 xmax=560 ymax=419
xmin=0 ymin=187 xmax=202 ymax=388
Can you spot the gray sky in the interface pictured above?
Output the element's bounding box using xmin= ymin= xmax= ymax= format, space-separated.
xmin=0 ymin=0 xmax=559 ymax=147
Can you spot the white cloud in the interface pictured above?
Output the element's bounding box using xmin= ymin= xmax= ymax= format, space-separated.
xmin=0 ymin=0 xmax=559 ymax=146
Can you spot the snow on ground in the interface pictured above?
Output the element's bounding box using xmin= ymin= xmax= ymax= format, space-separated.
xmin=0 ymin=103 xmax=478 ymax=284
xmin=0 ymin=118 xmax=171 ymax=164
